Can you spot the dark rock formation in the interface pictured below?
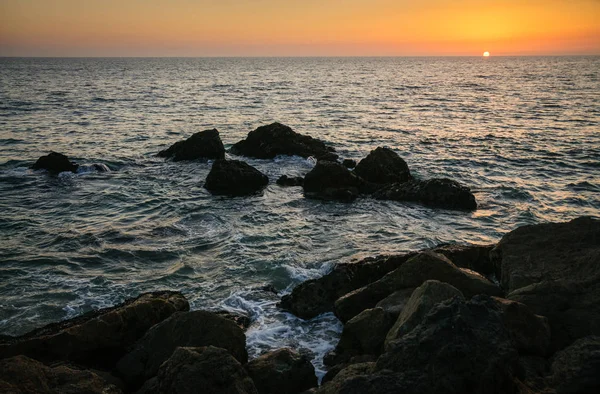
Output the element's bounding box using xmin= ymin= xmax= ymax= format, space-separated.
xmin=230 ymin=123 xmax=337 ymax=161
xmin=432 ymin=243 xmax=495 ymax=277
xmin=374 ymin=288 xmax=416 ymax=318
xmin=157 ymin=129 xmax=225 ymax=161
xmin=491 ymin=216 xmax=600 ymax=350
xmin=205 ymin=159 xmax=269 ymax=196
xmin=342 ymin=159 xmax=356 ymax=169
xmin=116 ymin=310 xmax=247 ymax=388
xmin=214 ymin=310 xmax=252 ymax=331
xmin=0 ymin=291 xmax=188 ymax=369
xmin=550 ymin=336 xmax=600 ymax=394
xmin=318 ymin=362 xmax=378 ymax=393
xmin=245 ymin=348 xmax=318 ymax=394
xmin=276 ymin=175 xmax=304 ymax=187
xmin=138 ymin=346 xmax=258 ymax=394
xmin=0 ymin=355 xmax=122 ymax=394
xmin=278 ymin=253 xmax=416 ymax=320
xmin=31 ymin=152 xmax=79 ymax=173
xmin=353 ymin=147 xmax=411 ymax=185
xmin=303 ymin=161 xmax=362 ymax=202
xmin=375 ymin=178 xmax=477 ymax=211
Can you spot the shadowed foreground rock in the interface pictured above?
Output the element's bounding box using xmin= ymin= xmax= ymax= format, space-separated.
xmin=230 ymin=122 xmax=337 ymax=161
xmin=157 ymin=129 xmax=225 ymax=161
xmin=353 ymin=147 xmax=411 ymax=185
xmin=550 ymin=336 xmax=600 ymax=394
xmin=245 ymin=348 xmax=317 ymax=394
xmin=0 ymin=291 xmax=188 ymax=369
xmin=205 ymin=159 xmax=269 ymax=196
xmin=31 ymin=152 xmax=79 ymax=173
xmin=303 ymin=160 xmax=363 ymax=202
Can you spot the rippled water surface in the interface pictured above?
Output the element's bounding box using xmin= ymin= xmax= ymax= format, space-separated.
xmin=1 ymin=57 xmax=599 ymax=376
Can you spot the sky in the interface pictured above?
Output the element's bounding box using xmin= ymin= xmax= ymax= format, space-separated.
xmin=1 ymin=0 xmax=599 ymax=57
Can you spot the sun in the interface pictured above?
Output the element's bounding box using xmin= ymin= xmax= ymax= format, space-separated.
xmin=483 ymin=51 xmax=490 ymax=57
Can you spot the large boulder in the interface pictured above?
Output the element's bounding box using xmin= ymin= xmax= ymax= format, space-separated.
xmin=353 ymin=147 xmax=411 ymax=185
xmin=230 ymin=123 xmax=337 ymax=161
xmin=550 ymin=336 xmax=600 ymax=394
xmin=205 ymin=159 xmax=269 ymax=196
xmin=374 ymin=288 xmax=416 ymax=318
xmin=0 ymin=355 xmax=121 ymax=394
xmin=334 ymin=251 xmax=501 ymax=322
xmin=245 ymin=348 xmax=317 ymax=394
xmin=375 ymin=178 xmax=477 ymax=211
xmin=432 ymin=243 xmax=495 ymax=277
xmin=31 ymin=152 xmax=79 ymax=173
xmin=491 ymin=216 xmax=600 ymax=350
xmin=278 ymin=253 xmax=415 ymax=320
xmin=139 ymin=346 xmax=258 ymax=394
xmin=384 ymin=280 xmax=464 ymax=349
xmin=157 ymin=129 xmax=225 ymax=161
xmin=0 ymin=291 xmax=188 ymax=369
xmin=116 ymin=310 xmax=247 ymax=388
xmin=303 ymin=161 xmax=362 ymax=202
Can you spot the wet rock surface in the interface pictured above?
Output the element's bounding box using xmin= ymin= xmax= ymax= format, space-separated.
xmin=205 ymin=159 xmax=269 ymax=196
xmin=353 ymin=147 xmax=411 ymax=185
xmin=277 ymin=174 xmax=304 ymax=187
xmin=31 ymin=152 xmax=79 ymax=173
xmin=157 ymin=129 xmax=225 ymax=161
xmin=303 ymin=160 xmax=362 ymax=202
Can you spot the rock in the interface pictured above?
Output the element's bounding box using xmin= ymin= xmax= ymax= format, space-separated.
xmin=277 ymin=175 xmax=304 ymax=187
xmin=375 ymin=178 xmax=477 ymax=211
xmin=491 ymin=297 xmax=551 ymax=356
xmin=157 ymin=129 xmax=225 ymax=161
xmin=334 ymin=251 xmax=501 ymax=322
xmin=514 ymin=356 xmax=550 ymax=394
xmin=303 ymin=161 xmax=362 ymax=202
xmin=230 ymin=123 xmax=337 ymax=161
xmin=278 ymin=253 xmax=416 ymax=320
xmin=342 ymin=159 xmax=356 ymax=169
xmin=245 ymin=348 xmax=318 ymax=394
xmin=491 ymin=216 xmax=600 ymax=350
xmin=0 ymin=355 xmax=122 ymax=394
xmin=432 ymin=243 xmax=496 ymax=278
xmin=353 ymin=147 xmax=411 ymax=185
xmin=31 ymin=152 xmax=79 ymax=173
xmin=318 ymin=368 xmax=411 ymax=394
xmin=116 ymin=310 xmax=248 ymax=388
xmin=141 ymin=346 xmax=258 ymax=394
xmin=214 ymin=310 xmax=252 ymax=331
xmin=376 ymin=295 xmax=519 ymax=394
xmin=374 ymin=288 xmax=416 ymax=318
xmin=385 ymin=280 xmax=464 ymax=349
xmin=319 ymin=362 xmax=377 ymax=393
xmin=205 ymin=159 xmax=269 ymax=196
xmin=550 ymin=336 xmax=600 ymax=394
xmin=0 ymin=291 xmax=188 ymax=369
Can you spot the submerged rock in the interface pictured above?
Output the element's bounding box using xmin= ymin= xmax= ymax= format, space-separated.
xmin=277 ymin=175 xmax=304 ymax=187
xmin=303 ymin=160 xmax=362 ymax=202
xmin=0 ymin=291 xmax=188 ymax=369
xmin=230 ymin=122 xmax=337 ymax=161
xmin=157 ymin=129 xmax=225 ymax=161
xmin=354 ymin=147 xmax=411 ymax=185
xmin=205 ymin=159 xmax=269 ymax=196
xmin=31 ymin=152 xmax=79 ymax=173
xmin=375 ymin=178 xmax=477 ymax=211
xmin=245 ymin=348 xmax=318 ymax=394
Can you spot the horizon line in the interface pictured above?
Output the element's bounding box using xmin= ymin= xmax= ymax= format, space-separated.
xmin=1 ymin=54 xmax=599 ymax=59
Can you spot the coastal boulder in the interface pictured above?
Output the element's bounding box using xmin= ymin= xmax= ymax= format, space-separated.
xmin=374 ymin=288 xmax=416 ymax=318
xmin=31 ymin=152 xmax=79 ymax=173
xmin=230 ymin=123 xmax=337 ymax=161
xmin=157 ymin=129 xmax=225 ymax=161
xmin=245 ymin=348 xmax=318 ymax=394
xmin=0 ymin=355 xmax=122 ymax=394
xmin=0 ymin=291 xmax=188 ymax=368
xmin=116 ymin=310 xmax=247 ymax=388
xmin=354 ymin=147 xmax=411 ymax=185
xmin=277 ymin=175 xmax=304 ymax=187
xmin=375 ymin=178 xmax=477 ymax=211
xmin=432 ymin=243 xmax=495 ymax=278
xmin=550 ymin=336 xmax=600 ymax=394
xmin=205 ymin=159 xmax=269 ymax=196
xmin=303 ymin=161 xmax=362 ymax=202
xmin=342 ymin=159 xmax=356 ymax=169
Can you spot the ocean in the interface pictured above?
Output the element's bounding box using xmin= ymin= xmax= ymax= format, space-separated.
xmin=1 ymin=56 xmax=599 ymax=376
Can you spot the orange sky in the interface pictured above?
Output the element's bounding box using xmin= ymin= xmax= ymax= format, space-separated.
xmin=1 ymin=0 xmax=599 ymax=56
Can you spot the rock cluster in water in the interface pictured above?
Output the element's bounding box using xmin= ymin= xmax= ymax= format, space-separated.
xmin=1 ymin=217 xmax=598 ymax=393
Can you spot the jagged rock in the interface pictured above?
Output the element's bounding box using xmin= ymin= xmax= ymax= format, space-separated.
xmin=0 ymin=355 xmax=122 ymax=394
xmin=278 ymin=253 xmax=416 ymax=320
xmin=31 ymin=152 xmax=79 ymax=173
xmin=342 ymin=159 xmax=356 ymax=169
xmin=375 ymin=178 xmax=477 ymax=211
xmin=550 ymin=336 xmax=600 ymax=394
xmin=303 ymin=161 xmax=362 ymax=202
xmin=205 ymin=159 xmax=269 ymax=196
xmin=245 ymin=348 xmax=317 ymax=394
xmin=138 ymin=346 xmax=258 ymax=394
xmin=157 ymin=129 xmax=225 ymax=161
xmin=230 ymin=123 xmax=337 ymax=161
xmin=0 ymin=291 xmax=188 ymax=369
xmin=277 ymin=175 xmax=304 ymax=187
xmin=354 ymin=147 xmax=411 ymax=185
xmin=374 ymin=288 xmax=416 ymax=318
xmin=385 ymin=280 xmax=464 ymax=349
xmin=492 ymin=216 xmax=600 ymax=350
xmin=116 ymin=310 xmax=247 ymax=388
xmin=432 ymin=243 xmax=496 ymax=277
xmin=334 ymin=251 xmax=501 ymax=322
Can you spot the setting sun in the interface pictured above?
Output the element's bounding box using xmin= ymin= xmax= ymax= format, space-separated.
xmin=483 ymin=51 xmax=491 ymax=57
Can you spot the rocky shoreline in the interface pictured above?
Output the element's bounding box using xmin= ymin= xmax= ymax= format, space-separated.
xmin=1 ymin=216 xmax=598 ymax=393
